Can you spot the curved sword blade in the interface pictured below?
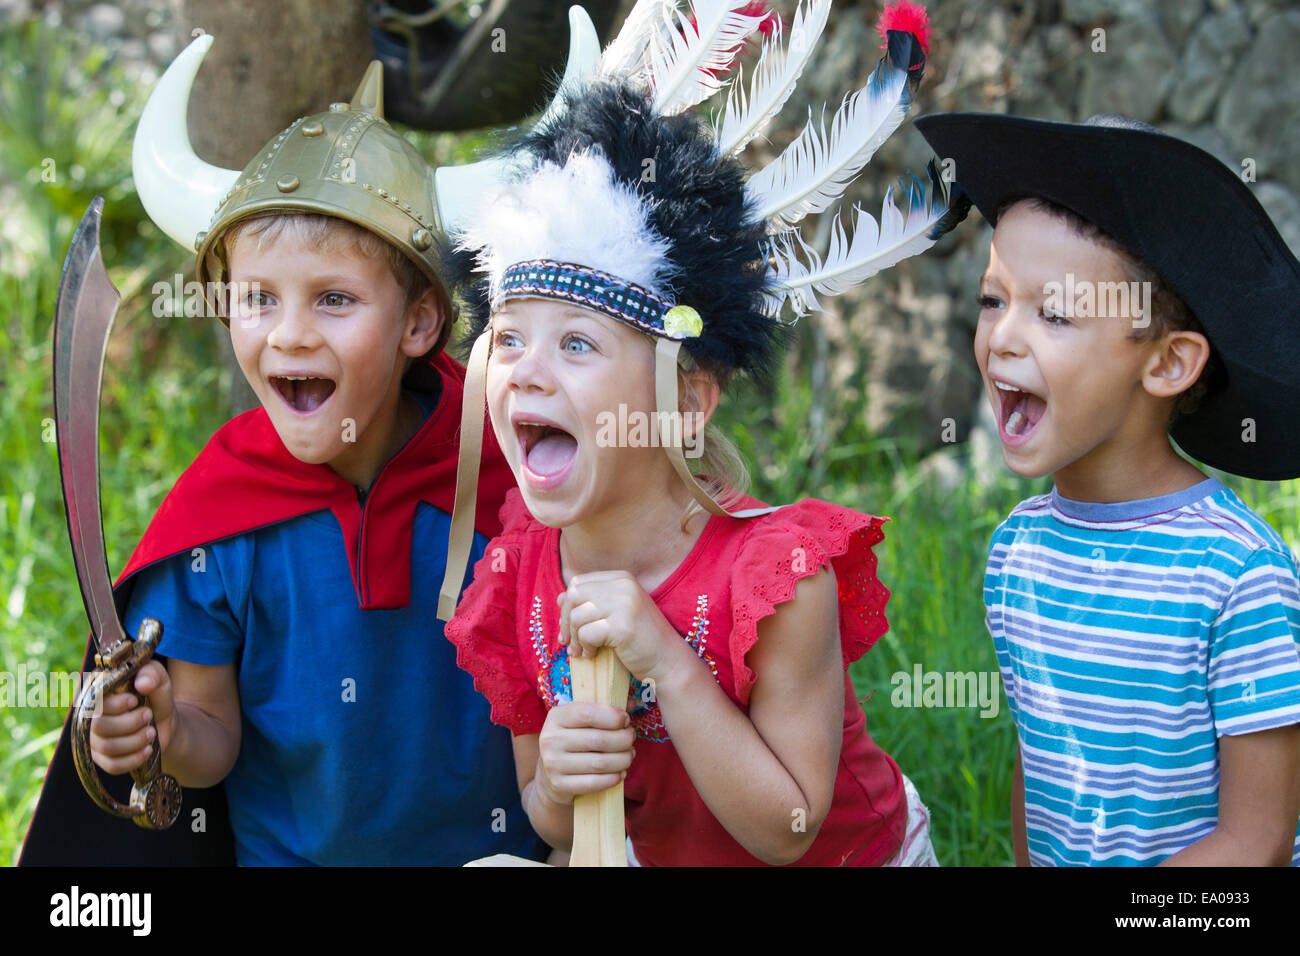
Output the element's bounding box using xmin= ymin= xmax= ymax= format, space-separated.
xmin=53 ymin=196 xmax=128 ymax=655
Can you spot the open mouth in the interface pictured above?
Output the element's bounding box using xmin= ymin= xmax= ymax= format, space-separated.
xmin=515 ymin=420 xmax=578 ymax=480
xmin=271 ymin=375 xmax=336 ymax=413
xmin=994 ymin=380 xmax=1046 ymax=443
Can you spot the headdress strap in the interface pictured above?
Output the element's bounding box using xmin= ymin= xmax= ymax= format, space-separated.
xmin=653 ymin=338 xmax=780 ymax=521
xmin=437 ymin=329 xmax=492 ymax=621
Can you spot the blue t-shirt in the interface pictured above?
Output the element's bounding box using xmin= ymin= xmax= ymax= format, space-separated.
xmin=124 ymin=450 xmax=538 ymax=865
xmin=985 ymin=478 xmax=1300 ymax=866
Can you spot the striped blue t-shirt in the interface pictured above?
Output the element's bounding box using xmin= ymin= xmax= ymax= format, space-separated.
xmin=984 ymin=478 xmax=1300 ymax=866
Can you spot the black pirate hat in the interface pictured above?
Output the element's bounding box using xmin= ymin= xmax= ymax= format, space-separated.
xmin=915 ymin=112 xmax=1300 ymax=481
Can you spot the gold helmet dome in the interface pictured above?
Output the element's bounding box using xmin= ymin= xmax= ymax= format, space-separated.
xmin=191 ymin=60 xmax=444 ymax=292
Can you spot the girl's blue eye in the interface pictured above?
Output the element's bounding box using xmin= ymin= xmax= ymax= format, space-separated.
xmin=563 ymin=334 xmax=593 ymax=353
xmin=494 ymin=329 xmax=522 ymax=349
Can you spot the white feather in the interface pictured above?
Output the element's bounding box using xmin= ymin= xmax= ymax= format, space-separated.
xmin=714 ymin=0 xmax=831 ymax=157
xmin=456 ymin=151 xmax=676 ymax=304
xmin=746 ymin=53 xmax=912 ymax=229
xmin=650 ymin=0 xmax=770 ymax=116
xmin=600 ymin=0 xmax=676 ymax=79
xmin=760 ymin=230 xmax=821 ymax=318
xmin=764 ymin=172 xmax=950 ymax=318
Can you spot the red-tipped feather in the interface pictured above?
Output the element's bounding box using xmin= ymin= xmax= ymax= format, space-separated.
xmin=746 ymin=1 xmax=780 ymax=40
xmin=692 ymin=2 xmax=778 ymax=37
xmin=877 ymin=1 xmax=931 ymax=54
xmin=687 ymin=2 xmax=780 ymax=81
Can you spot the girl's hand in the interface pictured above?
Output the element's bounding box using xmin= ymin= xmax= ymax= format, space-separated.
xmin=557 ymin=570 xmax=681 ymax=682
xmin=535 ymin=702 xmax=635 ymax=806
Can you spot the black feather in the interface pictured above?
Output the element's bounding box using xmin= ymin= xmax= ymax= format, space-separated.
xmin=443 ymin=78 xmax=790 ymax=384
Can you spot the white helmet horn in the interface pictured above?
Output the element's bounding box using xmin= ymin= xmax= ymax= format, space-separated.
xmin=132 ymin=33 xmax=240 ymax=251
xmin=434 ymin=4 xmax=602 ymax=236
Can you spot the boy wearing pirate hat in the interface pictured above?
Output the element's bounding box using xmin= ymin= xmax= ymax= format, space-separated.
xmin=18 ymin=21 xmax=606 ymax=864
xmin=917 ymin=112 xmax=1300 ymax=866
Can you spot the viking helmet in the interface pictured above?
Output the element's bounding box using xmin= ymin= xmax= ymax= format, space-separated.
xmin=131 ymin=11 xmax=603 ymax=306
xmin=190 ymin=61 xmax=445 ymax=294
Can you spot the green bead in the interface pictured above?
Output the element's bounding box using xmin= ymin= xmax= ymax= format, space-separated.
xmin=663 ymin=304 xmax=703 ymax=339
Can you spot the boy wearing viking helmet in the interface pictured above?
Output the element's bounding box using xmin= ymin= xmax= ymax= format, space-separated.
xmin=19 ymin=30 xmax=588 ymax=864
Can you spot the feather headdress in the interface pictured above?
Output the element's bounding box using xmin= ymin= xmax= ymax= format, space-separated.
xmin=437 ymin=0 xmax=964 ymax=618
xmin=445 ymin=0 xmax=961 ymax=369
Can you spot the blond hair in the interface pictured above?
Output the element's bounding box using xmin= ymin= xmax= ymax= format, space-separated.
xmin=674 ymin=348 xmax=750 ymax=530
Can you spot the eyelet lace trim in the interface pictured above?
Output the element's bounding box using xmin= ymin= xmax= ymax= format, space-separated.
xmin=728 ymin=501 xmax=889 ymax=705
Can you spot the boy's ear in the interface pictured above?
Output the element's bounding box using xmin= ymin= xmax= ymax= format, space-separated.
xmin=400 ymin=286 xmax=448 ymax=358
xmin=1142 ymin=329 xmax=1210 ymax=400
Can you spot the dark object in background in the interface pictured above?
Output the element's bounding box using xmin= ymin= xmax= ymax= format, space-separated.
xmin=369 ymin=0 xmax=621 ymax=130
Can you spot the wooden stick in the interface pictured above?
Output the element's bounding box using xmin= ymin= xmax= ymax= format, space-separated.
xmin=568 ymin=647 xmax=631 ymax=866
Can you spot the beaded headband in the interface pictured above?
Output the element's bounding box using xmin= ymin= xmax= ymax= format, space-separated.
xmin=497 ymin=259 xmax=703 ymax=339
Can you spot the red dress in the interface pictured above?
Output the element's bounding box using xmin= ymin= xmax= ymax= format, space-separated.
xmin=445 ymin=488 xmax=906 ymax=866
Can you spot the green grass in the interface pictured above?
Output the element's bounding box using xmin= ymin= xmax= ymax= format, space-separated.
xmin=0 ymin=20 xmax=230 ymax=864
xmin=3 ymin=17 xmax=1298 ymax=869
xmin=715 ymin=362 xmax=1041 ymax=865
xmin=848 ymin=462 xmax=1028 ymax=867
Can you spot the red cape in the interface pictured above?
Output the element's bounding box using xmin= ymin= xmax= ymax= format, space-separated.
xmin=117 ymin=351 xmax=512 ymax=608
xmin=19 ymin=352 xmax=514 ymax=865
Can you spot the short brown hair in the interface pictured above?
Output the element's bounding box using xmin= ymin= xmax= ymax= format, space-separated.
xmin=997 ymin=196 xmax=1219 ymax=420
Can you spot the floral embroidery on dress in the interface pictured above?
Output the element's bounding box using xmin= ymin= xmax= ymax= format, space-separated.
xmin=528 ymin=593 xmax=718 ymax=742
xmin=530 ymin=596 xmax=572 ymax=708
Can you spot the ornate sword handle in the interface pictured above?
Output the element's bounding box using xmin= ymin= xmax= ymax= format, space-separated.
xmin=70 ymin=617 xmax=182 ymax=829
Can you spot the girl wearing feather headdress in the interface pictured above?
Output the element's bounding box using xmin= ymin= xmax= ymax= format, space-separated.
xmin=439 ymin=0 xmax=956 ymax=866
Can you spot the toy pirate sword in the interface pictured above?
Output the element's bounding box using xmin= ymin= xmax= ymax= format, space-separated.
xmin=53 ymin=196 xmax=180 ymax=829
